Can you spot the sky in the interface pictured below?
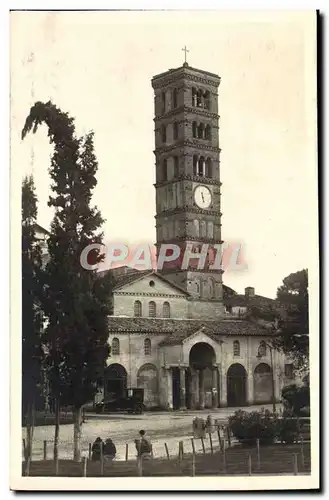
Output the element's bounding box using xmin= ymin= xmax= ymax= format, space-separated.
xmin=10 ymin=10 xmax=318 ymax=298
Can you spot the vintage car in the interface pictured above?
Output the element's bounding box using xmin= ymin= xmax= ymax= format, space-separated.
xmin=95 ymin=388 xmax=145 ymax=414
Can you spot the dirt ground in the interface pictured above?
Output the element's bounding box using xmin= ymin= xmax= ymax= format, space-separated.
xmin=23 ymin=404 xmax=280 ymax=461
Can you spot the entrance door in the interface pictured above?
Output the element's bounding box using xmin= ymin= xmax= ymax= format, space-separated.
xmin=227 ymin=363 xmax=247 ymax=407
xmin=104 ymin=364 xmax=127 ymax=399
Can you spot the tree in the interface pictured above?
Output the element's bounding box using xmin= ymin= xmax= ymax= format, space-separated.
xmin=21 ymin=175 xmax=44 ymax=460
xmin=22 ymin=101 xmax=113 ymax=461
xmin=273 ymin=269 xmax=309 ymax=370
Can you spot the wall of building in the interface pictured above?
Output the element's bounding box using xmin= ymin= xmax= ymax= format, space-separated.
xmin=106 ymin=333 xmax=167 ymax=408
xmin=187 ymin=299 xmax=225 ymax=319
xmin=113 ymin=294 xmax=188 ymax=319
xmin=106 ymin=329 xmax=290 ymax=408
xmin=112 ymin=274 xmax=189 ymax=318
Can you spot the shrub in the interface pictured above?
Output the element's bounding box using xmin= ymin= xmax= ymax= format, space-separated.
xmin=228 ymin=409 xmax=278 ymax=446
xmin=281 ymin=383 xmax=310 ymax=416
xmin=229 ymin=409 xmax=308 ymax=446
xmin=299 ymin=406 xmax=310 ymax=417
xmin=277 ymin=416 xmax=300 ymax=444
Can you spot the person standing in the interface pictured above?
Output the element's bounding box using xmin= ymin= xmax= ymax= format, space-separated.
xmin=135 ymin=429 xmax=152 ymax=458
xmin=103 ymin=438 xmax=116 ymax=461
xmin=91 ymin=437 xmax=104 ymax=461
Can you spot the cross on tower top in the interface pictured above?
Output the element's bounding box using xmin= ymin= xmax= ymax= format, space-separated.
xmin=181 ymin=45 xmax=189 ymax=65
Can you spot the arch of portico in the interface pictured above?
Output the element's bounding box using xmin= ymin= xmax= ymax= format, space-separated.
xmin=167 ymin=340 xmax=221 ymax=410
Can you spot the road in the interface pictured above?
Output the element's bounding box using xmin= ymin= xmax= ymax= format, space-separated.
xmin=24 ymin=404 xmax=281 ymax=461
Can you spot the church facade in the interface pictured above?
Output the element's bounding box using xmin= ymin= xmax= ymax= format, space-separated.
xmin=101 ymin=62 xmax=294 ymax=410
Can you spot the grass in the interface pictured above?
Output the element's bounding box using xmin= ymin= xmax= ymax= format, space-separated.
xmin=23 ymin=442 xmax=311 ymax=477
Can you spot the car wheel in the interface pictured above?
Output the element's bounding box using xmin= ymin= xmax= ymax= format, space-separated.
xmin=135 ymin=404 xmax=143 ymax=415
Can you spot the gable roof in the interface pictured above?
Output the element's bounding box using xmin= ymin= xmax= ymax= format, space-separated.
xmin=107 ymin=316 xmax=274 ymax=342
xmin=112 ymin=269 xmax=151 ymax=289
xmin=112 ymin=270 xmax=190 ymax=296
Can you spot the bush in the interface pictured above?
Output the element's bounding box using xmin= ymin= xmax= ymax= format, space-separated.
xmin=299 ymin=406 xmax=310 ymax=417
xmin=228 ymin=409 xmax=278 ymax=446
xmin=281 ymin=383 xmax=310 ymax=416
xmin=277 ymin=416 xmax=300 ymax=444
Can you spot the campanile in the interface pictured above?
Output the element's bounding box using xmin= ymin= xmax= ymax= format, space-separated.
xmin=151 ymin=58 xmax=225 ymax=318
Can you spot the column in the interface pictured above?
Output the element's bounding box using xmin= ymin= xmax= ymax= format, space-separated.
xmin=219 ymin=363 xmax=227 ymax=407
xmin=211 ymin=366 xmax=219 ymax=408
xmin=199 ymin=369 xmax=205 ymax=410
xmin=192 ymin=369 xmax=200 ymax=409
xmin=247 ymin=369 xmax=254 ymax=405
xmin=167 ymin=368 xmax=173 ymax=410
xmin=179 ymin=367 xmax=186 ymax=410
xmin=187 ymin=369 xmax=193 ymax=409
xmin=247 ymin=338 xmax=254 ymax=405
xmin=159 ymin=367 xmax=168 ymax=408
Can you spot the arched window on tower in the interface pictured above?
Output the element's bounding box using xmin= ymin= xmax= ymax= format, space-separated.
xmin=206 ymin=158 xmax=212 ymax=178
xmin=198 ymin=156 xmax=205 ymax=177
xmin=197 ymin=89 xmax=203 ymax=107
xmin=198 ymin=123 xmax=204 ymax=139
xmin=173 ymin=156 xmax=179 ymax=178
xmin=205 ymin=124 xmax=211 ymax=140
xmin=144 ymin=338 xmax=151 ymax=355
xmin=163 ymin=301 xmax=171 ymax=318
xmin=233 ymin=340 xmax=240 ymax=356
xmin=112 ymin=338 xmax=120 ymax=356
xmin=163 ymin=159 xmax=168 ymax=182
xmin=161 ymin=91 xmax=166 ymax=114
xmin=200 ymin=220 xmax=206 ymax=237
xmin=209 ymin=277 xmax=215 ymax=298
xmin=193 ymin=219 xmax=200 ymax=237
xmin=207 ymin=221 xmax=214 ymax=238
xmin=161 ymin=124 xmax=167 ymax=143
xmin=204 ymin=90 xmax=210 ymax=110
xmin=208 ymin=247 xmax=216 ymax=266
xmin=193 ymin=155 xmax=198 ymax=176
xmin=162 ymin=225 xmax=167 ymax=241
xmin=172 ymin=88 xmax=178 ymax=108
xmin=134 ymin=300 xmax=142 ymax=317
xmin=192 ymin=87 xmax=197 ymax=107
xmin=192 ymin=121 xmax=197 ymax=139
xmin=149 ymin=301 xmax=156 ymax=318
xmin=173 ymin=122 xmax=178 ymax=140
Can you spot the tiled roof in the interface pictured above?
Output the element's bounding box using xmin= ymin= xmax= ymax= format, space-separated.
xmin=112 ymin=270 xmax=190 ymax=296
xmin=113 ymin=269 xmax=151 ymax=289
xmin=107 ymin=316 xmax=274 ymax=343
xmin=223 ymin=284 xmax=237 ymax=298
xmin=224 ymin=294 xmax=276 ymax=308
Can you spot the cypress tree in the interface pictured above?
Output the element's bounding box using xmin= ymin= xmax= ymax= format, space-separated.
xmin=22 ymin=101 xmax=112 ymax=461
xmin=21 ymin=175 xmax=44 ymax=459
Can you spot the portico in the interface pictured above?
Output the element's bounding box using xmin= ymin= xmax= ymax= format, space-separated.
xmin=160 ymin=328 xmax=225 ymax=410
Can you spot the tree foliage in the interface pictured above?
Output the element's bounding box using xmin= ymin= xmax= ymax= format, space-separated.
xmin=22 ymin=101 xmax=113 ymax=460
xmin=21 ymin=175 xmax=44 ymax=414
xmin=273 ymin=269 xmax=309 ymax=370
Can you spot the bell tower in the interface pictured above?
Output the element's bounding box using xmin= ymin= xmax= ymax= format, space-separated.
xmin=151 ymin=57 xmax=225 ymax=318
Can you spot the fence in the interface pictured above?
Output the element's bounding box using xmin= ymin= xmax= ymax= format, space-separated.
xmin=22 ymin=424 xmax=310 ymax=477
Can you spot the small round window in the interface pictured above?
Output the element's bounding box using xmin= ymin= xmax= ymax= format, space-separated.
xmin=149 ymin=280 xmax=155 ymax=287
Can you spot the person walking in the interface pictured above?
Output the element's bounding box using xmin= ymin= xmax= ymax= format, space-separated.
xmin=135 ymin=429 xmax=152 ymax=459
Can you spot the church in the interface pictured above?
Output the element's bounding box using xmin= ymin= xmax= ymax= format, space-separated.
xmin=100 ymin=59 xmax=295 ymax=411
